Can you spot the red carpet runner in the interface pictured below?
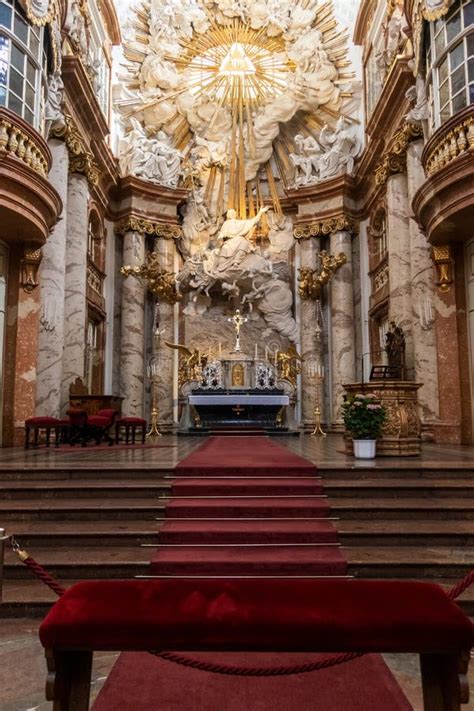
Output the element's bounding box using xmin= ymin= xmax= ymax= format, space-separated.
xmin=92 ymin=436 xmax=412 ymax=710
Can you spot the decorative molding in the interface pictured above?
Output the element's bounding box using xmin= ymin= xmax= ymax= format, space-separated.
xmin=0 ymin=111 xmax=49 ymax=178
xmin=431 ymin=244 xmax=454 ymax=293
xmin=20 ymin=246 xmax=42 ymax=292
xmin=375 ymin=122 xmax=423 ymax=185
xmin=424 ymin=115 xmax=474 ymax=176
xmin=294 ymin=214 xmax=357 ymax=240
xmin=114 ymin=216 xmax=182 ymax=240
xmin=121 ymin=255 xmax=181 ymax=304
xmin=298 ymin=251 xmax=347 ymax=300
xmin=24 ymin=0 xmax=59 ymax=25
xmin=51 ymin=114 xmax=99 ymax=186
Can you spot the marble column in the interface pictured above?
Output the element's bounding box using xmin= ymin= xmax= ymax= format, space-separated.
xmin=120 ymin=231 xmax=146 ymax=417
xmin=153 ymin=238 xmax=175 ymax=430
xmin=386 ymin=171 xmax=415 ymax=379
xmin=60 ymin=172 xmax=89 ymax=412
xmin=36 ymin=139 xmax=68 ymax=416
xmin=330 ymin=230 xmax=356 ymax=426
xmin=299 ymin=237 xmax=321 ymax=428
xmin=406 ymin=140 xmax=440 ymax=428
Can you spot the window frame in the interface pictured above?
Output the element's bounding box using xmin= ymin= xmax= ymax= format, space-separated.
xmin=425 ymin=0 xmax=474 ymax=130
xmin=0 ymin=0 xmax=49 ymax=129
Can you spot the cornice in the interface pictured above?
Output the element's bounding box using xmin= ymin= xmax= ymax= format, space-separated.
xmin=285 ymin=173 xmax=356 ymax=206
xmin=294 ymin=213 xmax=358 ymax=240
xmin=374 ymin=122 xmax=424 ymax=186
xmin=115 ymin=175 xmax=189 ymax=206
xmin=62 ymin=55 xmax=110 ymax=144
xmin=51 ymin=114 xmax=100 ymax=187
xmin=114 ymin=216 xmax=182 ymax=239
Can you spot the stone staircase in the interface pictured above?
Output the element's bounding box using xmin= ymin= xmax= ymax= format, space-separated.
xmin=1 ymin=462 xmax=473 ymax=616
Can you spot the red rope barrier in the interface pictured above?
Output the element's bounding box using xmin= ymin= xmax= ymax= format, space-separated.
xmin=21 ymin=555 xmax=66 ymax=598
xmin=447 ymin=569 xmax=474 ymax=601
xmin=151 ymin=650 xmax=365 ymax=677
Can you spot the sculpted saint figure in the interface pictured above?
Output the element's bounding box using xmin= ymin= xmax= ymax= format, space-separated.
xmin=213 ymin=206 xmax=269 ymax=273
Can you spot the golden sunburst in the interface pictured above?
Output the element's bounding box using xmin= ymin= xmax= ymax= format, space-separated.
xmin=173 ymin=19 xmax=292 ymax=110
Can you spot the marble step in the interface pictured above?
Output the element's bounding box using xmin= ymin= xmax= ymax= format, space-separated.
xmin=1 ymin=465 xmax=474 ymax=481
xmin=345 ymin=545 xmax=474 ymax=579
xmin=2 ymin=477 xmax=474 ymax=499
xmin=0 ymin=480 xmax=173 ymax=499
xmin=4 ymin=519 xmax=474 ymax=548
xmin=3 ymin=545 xmax=152 ymax=579
xmin=0 ymin=499 xmax=167 ymax=520
xmin=330 ymin=498 xmax=474 ymax=520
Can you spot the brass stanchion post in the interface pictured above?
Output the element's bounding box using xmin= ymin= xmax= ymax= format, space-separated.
xmin=0 ymin=528 xmax=6 ymax=603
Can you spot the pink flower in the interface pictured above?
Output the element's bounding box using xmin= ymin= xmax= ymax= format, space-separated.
xmin=367 ymin=404 xmax=381 ymax=410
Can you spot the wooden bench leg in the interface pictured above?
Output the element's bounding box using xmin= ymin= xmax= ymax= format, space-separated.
xmin=46 ymin=648 xmax=93 ymax=711
xmin=420 ymin=651 xmax=470 ymax=711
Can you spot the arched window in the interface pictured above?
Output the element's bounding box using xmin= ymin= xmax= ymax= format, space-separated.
xmin=425 ymin=0 xmax=474 ymax=130
xmin=0 ymin=0 xmax=50 ymax=128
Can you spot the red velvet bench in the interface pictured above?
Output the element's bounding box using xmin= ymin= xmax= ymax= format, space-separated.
xmin=115 ymin=416 xmax=147 ymax=444
xmin=25 ymin=416 xmax=61 ymax=449
xmin=39 ymin=578 xmax=473 ymax=711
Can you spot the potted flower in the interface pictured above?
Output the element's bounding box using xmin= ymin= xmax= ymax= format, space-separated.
xmin=341 ymin=393 xmax=387 ymax=459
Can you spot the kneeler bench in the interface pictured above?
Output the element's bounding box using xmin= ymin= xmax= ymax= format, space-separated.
xmin=39 ymin=578 xmax=473 ymax=711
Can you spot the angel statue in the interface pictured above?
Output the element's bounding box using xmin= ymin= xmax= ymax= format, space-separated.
xmin=276 ymin=344 xmax=303 ymax=385
xmin=165 ymin=341 xmax=207 ymax=386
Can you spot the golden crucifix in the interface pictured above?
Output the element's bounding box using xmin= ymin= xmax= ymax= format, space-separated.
xmin=228 ymin=308 xmax=248 ymax=353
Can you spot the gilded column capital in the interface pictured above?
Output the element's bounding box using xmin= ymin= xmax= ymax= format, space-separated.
xmin=20 ymin=245 xmax=43 ymax=293
xmin=294 ymin=214 xmax=357 ymax=240
xmin=431 ymin=244 xmax=454 ymax=293
xmin=375 ymin=122 xmax=424 ymax=186
xmin=114 ymin=216 xmax=182 ymax=240
xmin=51 ymin=114 xmax=100 ymax=186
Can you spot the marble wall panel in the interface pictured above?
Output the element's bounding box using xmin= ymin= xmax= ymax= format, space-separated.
xmin=406 ymin=141 xmax=440 ymax=426
xmin=60 ymin=173 xmax=89 ymax=412
xmin=330 ymin=230 xmax=356 ymax=425
xmin=120 ymin=231 xmax=146 ymax=416
xmin=12 ymin=288 xmax=41 ymax=443
xmin=386 ymin=172 xmax=415 ymax=379
xmin=36 ymin=139 xmax=68 ymax=416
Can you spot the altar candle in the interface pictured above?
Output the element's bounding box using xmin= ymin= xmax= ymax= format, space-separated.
xmin=265 ymin=346 xmax=268 ymax=361
xmin=218 ymin=342 xmax=222 ymax=359
xmin=208 ymin=345 xmax=211 ymax=361
xmin=274 ymin=350 xmax=278 ymax=366
xmin=198 ymin=349 xmax=201 ymax=364
xmin=255 ymin=343 xmax=258 ymax=360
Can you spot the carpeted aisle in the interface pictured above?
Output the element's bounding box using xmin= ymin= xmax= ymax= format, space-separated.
xmin=92 ymin=436 xmax=413 ymax=710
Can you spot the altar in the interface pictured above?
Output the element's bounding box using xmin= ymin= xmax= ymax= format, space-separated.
xmin=188 ymin=389 xmax=290 ymax=431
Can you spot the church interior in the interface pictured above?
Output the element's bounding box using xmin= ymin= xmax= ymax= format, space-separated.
xmin=0 ymin=0 xmax=474 ymax=707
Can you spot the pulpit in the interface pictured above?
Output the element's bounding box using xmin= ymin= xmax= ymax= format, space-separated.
xmin=343 ymin=381 xmax=422 ymax=456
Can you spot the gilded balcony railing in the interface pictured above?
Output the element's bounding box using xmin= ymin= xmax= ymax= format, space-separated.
xmin=424 ymin=108 xmax=474 ymax=177
xmin=0 ymin=108 xmax=50 ymax=178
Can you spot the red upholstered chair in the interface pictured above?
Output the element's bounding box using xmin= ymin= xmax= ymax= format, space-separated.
xmin=65 ymin=408 xmax=89 ymax=446
xmin=87 ymin=408 xmax=118 ymax=445
xmin=24 ymin=417 xmax=61 ymax=449
xmin=115 ymin=416 xmax=147 ymax=444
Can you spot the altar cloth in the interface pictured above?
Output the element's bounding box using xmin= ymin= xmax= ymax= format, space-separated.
xmin=189 ymin=394 xmax=289 ymax=406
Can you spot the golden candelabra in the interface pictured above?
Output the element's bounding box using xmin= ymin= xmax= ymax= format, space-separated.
xmin=147 ymin=361 xmax=162 ymax=438
xmin=306 ymin=362 xmax=326 ymax=437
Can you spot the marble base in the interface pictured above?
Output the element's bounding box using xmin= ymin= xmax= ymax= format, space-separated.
xmin=343 ymin=381 xmax=422 ymax=456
